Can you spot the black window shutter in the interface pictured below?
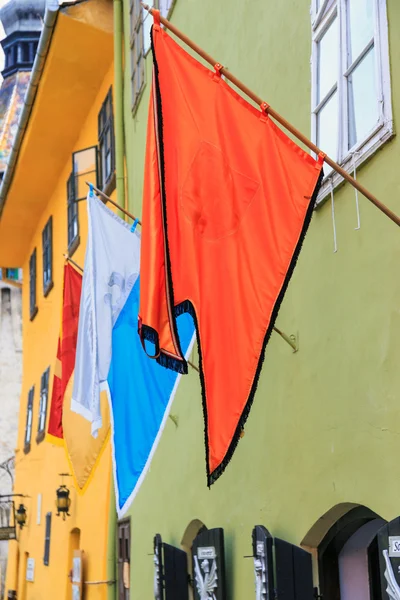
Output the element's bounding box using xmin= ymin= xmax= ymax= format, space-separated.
xmin=154 ymin=534 xmax=189 ymax=600
xmin=252 ymin=525 xmax=274 ymax=600
xmin=275 ymin=538 xmax=314 ymax=600
xmin=109 ymin=88 xmax=116 ymax=175
xmin=24 ymin=386 xmax=34 ymax=451
xmin=97 ymin=87 xmax=115 ymax=189
xmin=192 ymin=527 xmax=226 ymax=600
xmin=154 ymin=534 xmax=164 ymax=600
xmin=43 ymin=512 xmax=52 ymax=565
xmin=29 ymin=249 xmax=37 ymax=319
xmin=118 ymin=520 xmax=130 ymax=600
xmin=163 ymin=543 xmax=188 ymax=600
xmin=47 ymin=216 xmax=53 ymax=292
xmin=375 ymin=517 xmax=400 ymax=598
xmin=42 ymin=217 xmax=53 ymax=295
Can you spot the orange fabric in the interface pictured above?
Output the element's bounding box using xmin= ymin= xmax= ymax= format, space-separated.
xmin=139 ymin=26 xmax=324 ymax=484
xmin=48 ymin=263 xmax=82 ymax=439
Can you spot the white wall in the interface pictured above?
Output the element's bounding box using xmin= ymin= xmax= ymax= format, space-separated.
xmin=0 ymin=283 xmax=22 ymax=600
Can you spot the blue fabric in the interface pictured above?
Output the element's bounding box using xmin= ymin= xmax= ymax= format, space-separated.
xmin=107 ymin=276 xmax=194 ymax=515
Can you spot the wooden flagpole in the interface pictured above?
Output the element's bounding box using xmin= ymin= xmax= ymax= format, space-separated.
xmin=141 ymin=3 xmax=400 ymax=228
xmin=85 ymin=182 xmax=141 ymax=225
xmin=63 ymin=254 xmax=83 ymax=273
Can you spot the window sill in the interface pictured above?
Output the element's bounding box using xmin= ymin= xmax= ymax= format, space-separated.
xmin=315 ymin=120 xmax=395 ymax=207
xmin=68 ymin=236 xmax=80 ymax=259
xmin=23 ymin=442 xmax=31 ymax=455
xmin=36 ymin=430 xmax=45 ymax=444
xmin=30 ymin=306 xmax=38 ymax=322
xmin=43 ymin=280 xmax=54 ymax=298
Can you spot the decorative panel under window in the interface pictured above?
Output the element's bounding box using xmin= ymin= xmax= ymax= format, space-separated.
xmin=192 ymin=528 xmax=226 ymax=600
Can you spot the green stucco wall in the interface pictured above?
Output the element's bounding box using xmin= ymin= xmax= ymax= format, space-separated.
xmin=121 ymin=1 xmax=400 ymax=597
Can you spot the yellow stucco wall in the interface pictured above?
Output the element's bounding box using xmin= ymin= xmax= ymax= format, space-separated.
xmin=3 ymin=7 xmax=116 ymax=600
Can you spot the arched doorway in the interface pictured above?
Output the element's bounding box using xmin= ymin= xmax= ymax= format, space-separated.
xmin=181 ymin=519 xmax=207 ymax=600
xmin=302 ymin=503 xmax=386 ymax=600
xmin=66 ymin=528 xmax=80 ymax=600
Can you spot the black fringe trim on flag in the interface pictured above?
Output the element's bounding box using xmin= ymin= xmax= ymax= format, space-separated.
xmin=157 ymin=351 xmax=188 ymax=375
xmin=174 ymin=300 xmax=211 ymax=485
xmin=150 ymin=23 xmax=324 ymax=487
xmin=150 ymin=25 xmax=186 ymax=367
xmin=140 ymin=323 xmax=159 ymax=345
xmin=140 ymin=323 xmax=188 ymax=373
xmin=207 ymin=168 xmax=324 ymax=486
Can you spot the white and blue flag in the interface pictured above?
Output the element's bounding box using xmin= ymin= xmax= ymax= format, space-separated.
xmin=71 ymin=192 xmax=140 ymax=436
xmin=72 ymin=191 xmax=195 ymax=515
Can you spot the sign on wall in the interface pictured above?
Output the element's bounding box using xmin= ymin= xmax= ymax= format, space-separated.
xmin=26 ymin=558 xmax=35 ymax=582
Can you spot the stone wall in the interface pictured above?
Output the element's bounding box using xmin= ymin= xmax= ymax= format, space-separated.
xmin=0 ymin=282 xmax=22 ymax=600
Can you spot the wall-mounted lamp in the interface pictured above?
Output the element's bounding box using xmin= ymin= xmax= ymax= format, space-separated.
xmin=15 ymin=504 xmax=27 ymax=529
xmin=0 ymin=494 xmax=30 ymax=533
xmin=56 ymin=474 xmax=71 ymax=520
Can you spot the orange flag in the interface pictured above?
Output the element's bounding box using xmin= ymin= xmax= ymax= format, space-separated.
xmin=47 ymin=263 xmax=110 ymax=492
xmin=138 ymin=19 xmax=324 ymax=485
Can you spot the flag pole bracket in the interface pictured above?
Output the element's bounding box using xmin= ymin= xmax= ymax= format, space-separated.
xmin=274 ymin=327 xmax=299 ymax=353
xmin=169 ymin=414 xmax=179 ymax=427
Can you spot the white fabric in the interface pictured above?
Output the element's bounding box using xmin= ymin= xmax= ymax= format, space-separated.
xmin=71 ymin=192 xmax=140 ymax=436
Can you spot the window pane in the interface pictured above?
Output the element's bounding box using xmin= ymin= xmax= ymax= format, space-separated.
xmin=26 ymin=410 xmax=32 ymax=443
xmin=317 ymin=17 xmax=338 ymax=104
xmin=106 ymin=152 xmax=112 ymax=180
xmin=73 ymin=147 xmax=97 ymax=200
xmin=347 ymin=0 xmax=374 ymax=65
xmin=41 ymin=395 xmax=47 ymax=430
xmin=348 ymin=46 xmax=378 ymax=149
xmin=317 ymin=0 xmax=335 ymax=17
xmin=317 ymin=92 xmax=338 ymax=169
xmin=143 ymin=7 xmax=153 ymax=54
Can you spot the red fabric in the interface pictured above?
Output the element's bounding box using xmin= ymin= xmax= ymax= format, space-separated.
xmin=139 ymin=26 xmax=323 ymax=484
xmin=48 ymin=263 xmax=82 ymax=439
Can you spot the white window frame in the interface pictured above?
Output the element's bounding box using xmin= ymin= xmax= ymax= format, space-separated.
xmin=311 ymin=0 xmax=393 ymax=203
xmin=130 ymin=0 xmax=176 ymax=114
xmin=143 ymin=0 xmax=176 ymax=56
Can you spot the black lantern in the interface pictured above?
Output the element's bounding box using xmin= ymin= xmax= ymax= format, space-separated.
xmin=15 ymin=503 xmax=27 ymax=529
xmin=56 ymin=474 xmax=71 ymax=520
